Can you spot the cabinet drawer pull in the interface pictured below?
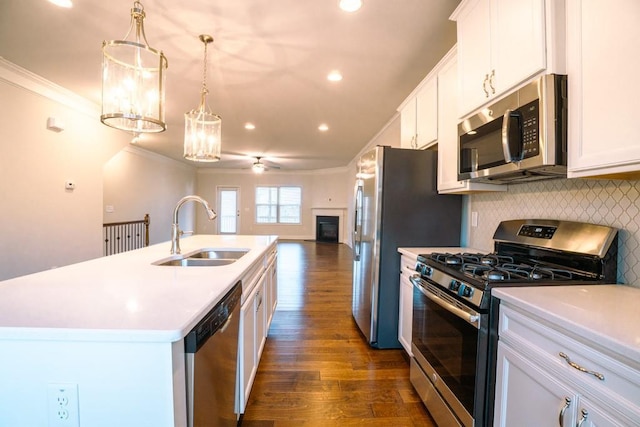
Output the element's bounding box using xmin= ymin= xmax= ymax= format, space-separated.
xmin=577 ymin=408 xmax=589 ymax=427
xmin=558 ymin=396 xmax=571 ymax=427
xmin=558 ymin=352 xmax=605 ymax=381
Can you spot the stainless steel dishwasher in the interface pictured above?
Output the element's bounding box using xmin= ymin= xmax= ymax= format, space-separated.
xmin=185 ymin=281 xmax=242 ymax=427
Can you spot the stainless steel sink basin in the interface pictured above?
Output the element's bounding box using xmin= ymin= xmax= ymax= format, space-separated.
xmin=152 ymin=248 xmax=249 ymax=267
xmin=158 ymin=258 xmax=237 ymax=267
xmin=188 ymin=249 xmax=248 ymax=260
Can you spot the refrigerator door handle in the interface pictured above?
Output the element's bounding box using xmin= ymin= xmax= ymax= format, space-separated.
xmin=353 ymin=184 xmax=363 ymax=261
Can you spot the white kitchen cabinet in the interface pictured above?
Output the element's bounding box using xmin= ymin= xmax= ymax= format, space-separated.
xmin=265 ymin=247 xmax=277 ymax=331
xmin=496 ymin=342 xmax=578 ymax=426
xmin=567 ymin=0 xmax=640 ymax=179
xmin=494 ymin=303 xmax=640 ymax=427
xmin=451 ymin=0 xmax=562 ymax=118
xmin=399 ymin=72 xmax=438 ymax=150
xmin=238 ymin=272 xmax=267 ymax=413
xmin=436 ymin=47 xmax=506 ymax=194
xmin=237 ymin=243 xmax=278 ymax=414
xmin=398 ymin=253 xmax=418 ymax=355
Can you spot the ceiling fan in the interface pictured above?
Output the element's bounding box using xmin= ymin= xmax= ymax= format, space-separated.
xmin=251 ymin=156 xmax=281 ymax=173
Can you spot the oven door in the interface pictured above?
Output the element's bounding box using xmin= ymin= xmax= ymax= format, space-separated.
xmin=411 ymin=276 xmax=481 ymax=427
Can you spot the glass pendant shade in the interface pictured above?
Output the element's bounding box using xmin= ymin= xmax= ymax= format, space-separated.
xmin=184 ymin=34 xmax=222 ymax=162
xmin=184 ymin=109 xmax=222 ymax=161
xmin=101 ymin=1 xmax=167 ymax=133
xmin=252 ymin=162 xmax=265 ymax=173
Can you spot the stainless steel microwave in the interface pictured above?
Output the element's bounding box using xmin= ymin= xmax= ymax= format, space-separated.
xmin=458 ymin=74 xmax=567 ymax=183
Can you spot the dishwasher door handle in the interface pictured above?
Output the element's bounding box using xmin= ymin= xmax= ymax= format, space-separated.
xmin=219 ymin=313 xmax=233 ymax=333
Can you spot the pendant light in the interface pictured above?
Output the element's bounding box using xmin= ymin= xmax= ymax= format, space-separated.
xmin=183 ymin=35 xmax=222 ymax=162
xmin=101 ymin=1 xmax=168 ymax=133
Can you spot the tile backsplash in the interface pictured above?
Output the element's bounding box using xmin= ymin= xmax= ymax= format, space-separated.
xmin=468 ymin=178 xmax=640 ymax=287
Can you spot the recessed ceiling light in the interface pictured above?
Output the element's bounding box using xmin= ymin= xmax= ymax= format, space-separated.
xmin=244 ymin=123 xmax=256 ymax=130
xmin=48 ymin=0 xmax=73 ymax=7
xmin=318 ymin=124 xmax=329 ymax=132
xmin=327 ymin=71 xmax=343 ymax=82
xmin=339 ymin=0 xmax=362 ymax=12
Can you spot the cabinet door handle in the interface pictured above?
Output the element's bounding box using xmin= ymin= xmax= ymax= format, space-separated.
xmin=558 ymin=352 xmax=605 ymax=381
xmin=489 ymin=69 xmax=496 ymax=94
xmin=559 ymin=397 xmax=571 ymax=427
xmin=577 ymin=408 xmax=589 ymax=427
xmin=256 ymin=292 xmax=263 ymax=312
xmin=483 ymin=74 xmax=490 ymax=97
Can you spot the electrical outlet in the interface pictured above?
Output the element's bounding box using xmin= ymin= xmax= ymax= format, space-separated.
xmin=47 ymin=383 xmax=79 ymax=427
xmin=471 ymin=211 xmax=479 ymax=228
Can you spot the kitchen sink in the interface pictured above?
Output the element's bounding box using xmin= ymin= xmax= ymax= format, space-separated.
xmin=188 ymin=249 xmax=248 ymax=260
xmin=153 ymin=248 xmax=249 ymax=267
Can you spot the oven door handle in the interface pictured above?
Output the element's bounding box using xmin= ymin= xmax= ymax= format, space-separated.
xmin=412 ymin=278 xmax=480 ymax=328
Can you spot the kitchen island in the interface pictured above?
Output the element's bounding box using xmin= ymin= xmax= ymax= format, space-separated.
xmin=0 ymin=234 xmax=277 ymax=427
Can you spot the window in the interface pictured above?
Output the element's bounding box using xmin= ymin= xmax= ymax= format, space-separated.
xmin=256 ymin=186 xmax=301 ymax=224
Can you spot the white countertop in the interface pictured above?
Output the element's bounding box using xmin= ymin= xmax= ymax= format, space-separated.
xmin=398 ymin=247 xmax=482 ymax=258
xmin=494 ymin=285 xmax=640 ymax=366
xmin=0 ymin=235 xmax=277 ymax=343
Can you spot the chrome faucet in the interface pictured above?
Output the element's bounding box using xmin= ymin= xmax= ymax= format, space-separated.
xmin=170 ymin=195 xmax=217 ymax=255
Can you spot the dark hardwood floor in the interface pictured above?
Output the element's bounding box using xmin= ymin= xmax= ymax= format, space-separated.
xmin=240 ymin=241 xmax=436 ymax=426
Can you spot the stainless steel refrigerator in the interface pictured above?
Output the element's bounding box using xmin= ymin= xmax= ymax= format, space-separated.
xmin=352 ymin=146 xmax=462 ymax=348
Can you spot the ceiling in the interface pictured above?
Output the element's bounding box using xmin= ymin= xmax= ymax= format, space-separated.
xmin=0 ymin=0 xmax=458 ymax=171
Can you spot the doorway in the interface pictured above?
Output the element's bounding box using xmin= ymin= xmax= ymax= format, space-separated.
xmin=217 ymin=187 xmax=239 ymax=234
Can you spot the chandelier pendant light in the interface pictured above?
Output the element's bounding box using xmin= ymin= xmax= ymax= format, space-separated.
xmin=184 ymin=35 xmax=222 ymax=162
xmin=101 ymin=1 xmax=168 ymax=133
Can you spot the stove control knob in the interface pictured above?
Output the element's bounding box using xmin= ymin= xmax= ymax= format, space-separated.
xmin=421 ymin=265 xmax=433 ymax=277
xmin=459 ymin=284 xmax=474 ymax=298
xmin=449 ymin=280 xmax=461 ymax=292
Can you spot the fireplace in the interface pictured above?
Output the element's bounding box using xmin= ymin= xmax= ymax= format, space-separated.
xmin=316 ymin=215 xmax=339 ymax=243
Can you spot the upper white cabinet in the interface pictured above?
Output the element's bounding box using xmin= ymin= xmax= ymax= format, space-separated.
xmin=451 ymin=0 xmax=563 ymax=118
xmin=399 ymin=71 xmax=438 ymax=150
xmin=567 ymin=0 xmax=640 ymax=179
xmin=436 ymin=47 xmax=506 ymax=194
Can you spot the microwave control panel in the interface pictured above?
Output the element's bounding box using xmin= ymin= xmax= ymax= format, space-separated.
xmin=520 ymin=99 xmax=539 ymax=159
xmin=518 ymin=99 xmax=540 ymax=159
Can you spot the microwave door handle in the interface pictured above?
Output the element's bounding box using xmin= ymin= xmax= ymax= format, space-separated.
xmin=501 ymin=109 xmax=523 ymax=163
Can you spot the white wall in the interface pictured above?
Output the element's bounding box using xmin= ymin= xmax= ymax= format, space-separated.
xmin=0 ymin=61 xmax=128 ymax=280
xmin=103 ymin=146 xmax=197 ymax=246
xmin=195 ymin=168 xmax=350 ymax=239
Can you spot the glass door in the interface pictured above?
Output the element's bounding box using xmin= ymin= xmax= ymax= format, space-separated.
xmin=217 ymin=187 xmax=239 ymax=234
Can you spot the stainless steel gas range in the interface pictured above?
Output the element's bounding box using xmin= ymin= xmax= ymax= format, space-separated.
xmin=409 ymin=219 xmax=618 ymax=427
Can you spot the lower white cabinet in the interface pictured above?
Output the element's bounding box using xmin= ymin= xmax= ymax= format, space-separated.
xmin=494 ymin=304 xmax=640 ymax=427
xmin=237 ymin=244 xmax=277 ymax=414
xmin=398 ymin=253 xmax=417 ymax=355
xmin=265 ymin=248 xmax=277 ymax=330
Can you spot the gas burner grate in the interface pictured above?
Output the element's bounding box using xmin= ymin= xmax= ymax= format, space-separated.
xmin=481 ymin=263 xmax=575 ymax=281
xmin=480 ymin=254 xmax=514 ymax=266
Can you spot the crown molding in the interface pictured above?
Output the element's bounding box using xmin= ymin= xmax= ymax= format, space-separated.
xmin=123 ymin=145 xmax=196 ymax=171
xmin=0 ymin=57 xmax=99 ymax=117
